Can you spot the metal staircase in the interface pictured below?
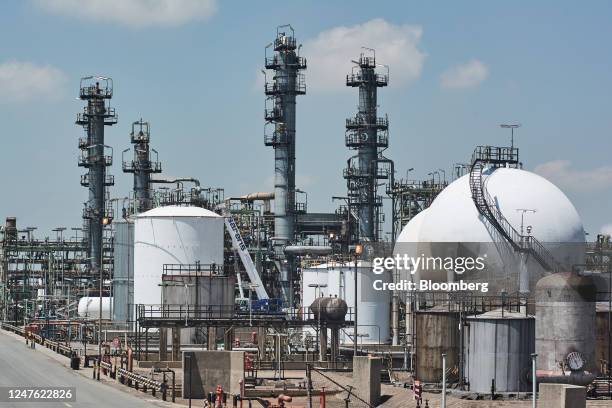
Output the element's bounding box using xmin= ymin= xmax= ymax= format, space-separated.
xmin=469 ymin=146 xmax=559 ymax=272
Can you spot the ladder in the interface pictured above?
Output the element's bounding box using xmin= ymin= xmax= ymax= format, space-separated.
xmin=469 ymin=146 xmax=559 ymax=273
xmin=222 ymin=212 xmax=269 ymax=300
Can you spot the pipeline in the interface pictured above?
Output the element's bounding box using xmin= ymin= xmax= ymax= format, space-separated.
xmin=283 ymin=245 xmax=333 ymax=256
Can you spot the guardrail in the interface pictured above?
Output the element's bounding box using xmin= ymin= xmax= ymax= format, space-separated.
xmin=2 ymin=322 xmax=173 ymax=401
xmin=116 ymin=367 xmax=166 ymax=399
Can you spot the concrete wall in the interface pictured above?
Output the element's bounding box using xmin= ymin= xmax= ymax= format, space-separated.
xmin=182 ymin=350 xmax=244 ymax=399
xmin=352 ymin=356 xmax=381 ymax=407
xmin=539 ymin=383 xmax=586 ymax=408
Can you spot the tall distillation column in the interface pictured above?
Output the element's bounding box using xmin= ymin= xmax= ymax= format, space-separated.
xmin=344 ymin=50 xmax=390 ymax=242
xmin=76 ymin=77 xmax=117 ymax=274
xmin=263 ymin=25 xmax=306 ymax=303
xmin=122 ymin=119 xmax=162 ymax=214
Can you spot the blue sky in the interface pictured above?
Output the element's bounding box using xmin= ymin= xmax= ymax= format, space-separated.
xmin=0 ymin=0 xmax=610 ymax=238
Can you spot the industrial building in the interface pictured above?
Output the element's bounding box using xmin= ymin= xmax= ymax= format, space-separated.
xmin=1 ymin=23 xmax=611 ymax=408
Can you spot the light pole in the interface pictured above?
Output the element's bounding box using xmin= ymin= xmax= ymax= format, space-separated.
xmin=308 ymin=283 xmax=327 ymax=357
xmin=353 ymin=244 xmax=363 ymax=357
xmin=531 ymin=353 xmax=537 ymax=408
xmin=438 ymin=168 xmax=446 ymax=184
xmin=516 ymin=209 xmax=537 ymax=236
xmin=500 ymin=123 xmax=521 ymax=150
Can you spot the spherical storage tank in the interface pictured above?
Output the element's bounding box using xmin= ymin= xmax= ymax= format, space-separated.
xmin=394 ymin=168 xmax=585 ymax=293
xmin=134 ymin=206 xmax=224 ymax=307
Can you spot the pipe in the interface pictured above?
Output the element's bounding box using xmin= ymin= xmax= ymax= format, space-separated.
xmin=151 ymin=177 xmax=200 ymax=188
xmin=238 ymin=192 xmax=275 ymax=201
xmin=442 ymin=353 xmax=447 ymax=408
xmin=536 ymin=370 xmax=595 ymax=386
xmin=283 ymin=246 xmax=333 ymax=256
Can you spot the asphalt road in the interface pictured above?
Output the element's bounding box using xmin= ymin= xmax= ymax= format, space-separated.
xmin=0 ymin=330 xmax=167 ymax=408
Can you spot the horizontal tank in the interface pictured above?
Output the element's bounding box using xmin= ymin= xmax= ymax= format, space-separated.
xmin=536 ymin=272 xmax=596 ymax=385
xmin=415 ymin=306 xmax=460 ymax=383
xmin=134 ymin=206 xmax=224 ymax=308
xmin=78 ymin=297 xmax=112 ymax=319
xmin=464 ymin=309 xmax=534 ymax=393
xmin=310 ymin=297 xmax=348 ymax=322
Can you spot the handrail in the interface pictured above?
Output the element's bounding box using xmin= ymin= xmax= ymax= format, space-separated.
xmin=469 ymin=150 xmax=560 ymax=273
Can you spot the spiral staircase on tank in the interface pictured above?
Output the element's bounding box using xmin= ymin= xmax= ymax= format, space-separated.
xmin=469 ymin=145 xmax=560 ymax=273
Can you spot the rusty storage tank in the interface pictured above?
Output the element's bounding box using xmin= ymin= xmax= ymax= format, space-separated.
xmin=535 ymin=272 xmax=596 ymax=385
xmin=310 ymin=296 xmax=348 ymax=322
xmin=415 ymin=305 xmax=460 ymax=383
xmin=463 ymin=309 xmax=535 ymax=393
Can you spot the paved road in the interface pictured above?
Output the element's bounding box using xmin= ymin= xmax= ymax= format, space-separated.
xmin=0 ymin=330 xmax=167 ymax=408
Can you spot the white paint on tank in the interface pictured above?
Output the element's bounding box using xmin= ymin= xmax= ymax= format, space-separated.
xmin=394 ymin=168 xmax=585 ymax=290
xmin=77 ymin=296 xmax=112 ymax=319
xmin=133 ymin=206 xmax=224 ymax=308
xmin=303 ymin=262 xmax=391 ymax=344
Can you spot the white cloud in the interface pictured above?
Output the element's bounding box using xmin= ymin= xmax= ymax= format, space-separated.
xmin=0 ymin=61 xmax=66 ymax=103
xmin=298 ymin=19 xmax=426 ymax=92
xmin=440 ymin=60 xmax=488 ymax=89
xmin=601 ymin=224 xmax=612 ymax=236
xmin=533 ymin=160 xmax=612 ymax=193
xmin=34 ymin=0 xmax=217 ymax=28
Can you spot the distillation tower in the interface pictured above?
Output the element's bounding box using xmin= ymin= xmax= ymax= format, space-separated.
xmin=263 ymin=25 xmax=306 ymax=303
xmin=344 ymin=50 xmax=390 ymax=242
xmin=76 ymin=76 xmax=117 ymax=274
xmin=122 ymin=119 xmax=162 ymax=214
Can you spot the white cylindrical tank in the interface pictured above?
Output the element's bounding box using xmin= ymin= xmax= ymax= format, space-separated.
xmin=327 ymin=262 xmax=391 ymax=344
xmin=394 ymin=168 xmax=585 ymax=293
xmin=77 ymin=297 xmax=112 ymax=319
xmin=301 ymin=261 xmax=392 ymax=344
xmin=134 ymin=206 xmax=224 ymax=307
xmin=302 ymin=264 xmax=330 ymax=339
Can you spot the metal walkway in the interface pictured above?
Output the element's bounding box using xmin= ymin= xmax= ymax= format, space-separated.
xmin=469 ymin=146 xmax=559 ymax=272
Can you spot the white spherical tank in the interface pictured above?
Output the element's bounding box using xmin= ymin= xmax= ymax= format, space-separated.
xmin=77 ymin=297 xmax=112 ymax=319
xmin=394 ymin=168 xmax=585 ymax=293
xmin=134 ymin=206 xmax=224 ymax=307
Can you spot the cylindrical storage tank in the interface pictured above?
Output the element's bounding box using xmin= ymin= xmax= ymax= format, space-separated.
xmin=162 ymin=274 xmax=235 ymax=344
xmin=78 ymin=297 xmax=112 ymax=319
xmin=4 ymin=217 xmax=17 ymax=241
xmin=535 ymin=272 xmax=596 ymax=384
xmin=302 ymin=264 xmax=329 ymax=313
xmin=301 ymin=264 xmax=329 ymax=339
xmin=464 ymin=309 xmax=534 ymax=393
xmin=112 ymin=219 xmax=134 ymax=322
xmin=134 ymin=206 xmax=224 ymax=308
xmin=596 ymin=302 xmax=611 ymax=374
xmin=415 ymin=307 xmax=460 ymax=382
xmin=327 ymin=261 xmax=391 ymax=344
